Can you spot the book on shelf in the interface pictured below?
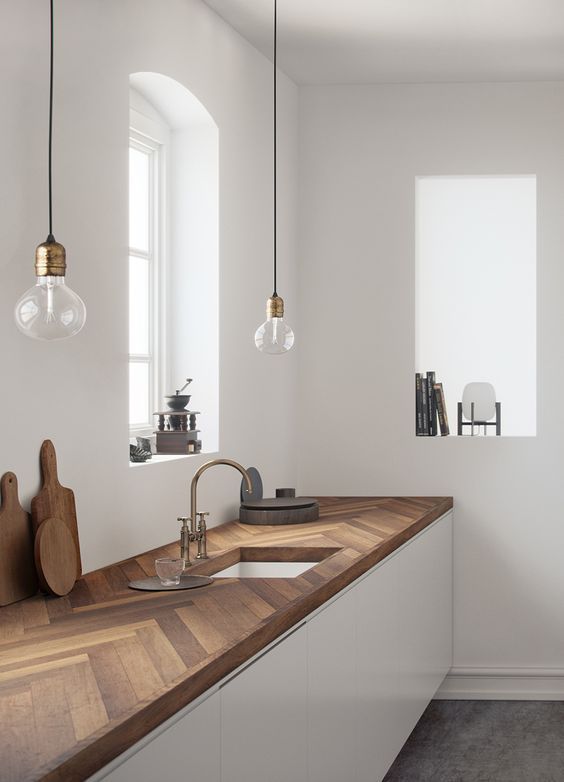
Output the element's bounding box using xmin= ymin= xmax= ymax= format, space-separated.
xmin=433 ymin=382 xmax=450 ymax=436
xmin=420 ymin=376 xmax=429 ymax=435
xmin=415 ymin=371 xmax=449 ymax=436
xmin=415 ymin=373 xmax=423 ymax=435
xmin=427 ymin=370 xmax=437 ymax=436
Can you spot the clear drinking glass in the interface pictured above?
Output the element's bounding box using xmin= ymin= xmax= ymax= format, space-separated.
xmin=155 ymin=557 xmax=184 ymax=586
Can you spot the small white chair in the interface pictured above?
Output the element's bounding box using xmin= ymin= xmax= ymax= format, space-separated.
xmin=458 ymin=382 xmax=501 ymax=436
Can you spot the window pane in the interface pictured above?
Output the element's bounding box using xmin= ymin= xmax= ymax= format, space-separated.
xmin=129 ymin=256 xmax=150 ymax=355
xmin=129 ymin=147 xmax=149 ymax=251
xmin=129 ymin=361 xmax=150 ymax=426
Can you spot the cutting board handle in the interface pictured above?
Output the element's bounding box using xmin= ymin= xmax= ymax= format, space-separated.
xmin=40 ymin=440 xmax=61 ymax=488
xmin=0 ymin=470 xmax=38 ymax=606
xmin=0 ymin=472 xmax=19 ymax=511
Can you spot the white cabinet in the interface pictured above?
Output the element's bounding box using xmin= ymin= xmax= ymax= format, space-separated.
xmin=355 ymin=547 xmax=403 ymax=782
xmin=307 ymin=511 xmax=453 ymax=782
xmin=99 ymin=691 xmax=220 ymax=782
xmin=220 ymin=624 xmax=308 ymax=782
xmin=307 ymin=586 xmax=356 ymax=782
xmin=96 ymin=512 xmax=452 ymax=782
xmin=396 ymin=514 xmax=453 ymax=737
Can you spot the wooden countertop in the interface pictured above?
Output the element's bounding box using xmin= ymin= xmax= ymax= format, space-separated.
xmin=0 ymin=496 xmax=452 ymax=782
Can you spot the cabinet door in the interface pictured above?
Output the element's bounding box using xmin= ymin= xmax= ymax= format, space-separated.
xmin=220 ymin=624 xmax=307 ymax=782
xmin=396 ymin=513 xmax=453 ymax=737
xmin=355 ymin=550 xmax=403 ymax=782
xmin=100 ymin=691 xmax=220 ymax=782
xmin=307 ymin=587 xmax=356 ymax=782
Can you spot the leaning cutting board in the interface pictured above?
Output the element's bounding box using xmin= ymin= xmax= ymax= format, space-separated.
xmin=31 ymin=440 xmax=82 ymax=579
xmin=34 ymin=517 xmax=78 ymax=596
xmin=0 ymin=472 xmax=38 ymax=605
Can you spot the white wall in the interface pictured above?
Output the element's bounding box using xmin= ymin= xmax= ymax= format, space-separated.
xmin=298 ymin=83 xmax=564 ymax=688
xmin=1 ymin=0 xmax=298 ymax=572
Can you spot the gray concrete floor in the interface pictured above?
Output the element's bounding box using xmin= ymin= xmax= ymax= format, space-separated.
xmin=383 ymin=700 xmax=564 ymax=782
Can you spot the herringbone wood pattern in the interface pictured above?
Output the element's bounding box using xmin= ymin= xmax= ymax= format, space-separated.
xmin=0 ymin=496 xmax=452 ymax=782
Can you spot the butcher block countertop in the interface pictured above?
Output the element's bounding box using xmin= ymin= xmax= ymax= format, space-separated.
xmin=0 ymin=496 xmax=453 ymax=782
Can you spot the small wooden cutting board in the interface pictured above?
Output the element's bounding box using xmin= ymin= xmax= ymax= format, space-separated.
xmin=34 ymin=517 xmax=78 ymax=596
xmin=31 ymin=440 xmax=82 ymax=579
xmin=0 ymin=472 xmax=38 ymax=606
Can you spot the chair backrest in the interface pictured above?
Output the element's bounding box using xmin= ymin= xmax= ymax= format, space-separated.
xmin=462 ymin=382 xmax=496 ymax=421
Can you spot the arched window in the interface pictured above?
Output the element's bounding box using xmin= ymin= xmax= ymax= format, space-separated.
xmin=129 ymin=73 xmax=219 ymax=456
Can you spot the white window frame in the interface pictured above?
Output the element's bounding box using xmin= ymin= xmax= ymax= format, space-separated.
xmin=129 ymin=106 xmax=169 ymax=437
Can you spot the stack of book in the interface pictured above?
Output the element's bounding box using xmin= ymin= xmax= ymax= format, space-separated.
xmin=415 ymin=372 xmax=450 ymax=436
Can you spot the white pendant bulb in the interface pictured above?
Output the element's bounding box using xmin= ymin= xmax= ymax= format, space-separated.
xmin=254 ymin=0 xmax=294 ymax=354
xmin=14 ymin=0 xmax=86 ymax=341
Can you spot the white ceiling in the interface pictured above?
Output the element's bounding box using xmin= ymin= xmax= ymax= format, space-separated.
xmin=202 ymin=0 xmax=564 ymax=84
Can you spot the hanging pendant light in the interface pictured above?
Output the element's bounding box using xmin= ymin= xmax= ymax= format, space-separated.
xmin=254 ymin=0 xmax=294 ymax=354
xmin=14 ymin=0 xmax=86 ymax=341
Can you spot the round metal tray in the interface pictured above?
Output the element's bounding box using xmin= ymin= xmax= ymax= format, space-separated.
xmin=128 ymin=575 xmax=213 ymax=591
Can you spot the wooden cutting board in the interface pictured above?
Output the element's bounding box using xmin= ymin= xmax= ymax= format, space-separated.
xmin=31 ymin=440 xmax=82 ymax=579
xmin=34 ymin=517 xmax=77 ymax=596
xmin=0 ymin=472 xmax=38 ymax=606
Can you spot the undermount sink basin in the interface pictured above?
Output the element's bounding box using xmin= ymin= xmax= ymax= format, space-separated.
xmin=213 ymin=561 xmax=316 ymax=579
xmin=202 ymin=546 xmax=341 ymax=580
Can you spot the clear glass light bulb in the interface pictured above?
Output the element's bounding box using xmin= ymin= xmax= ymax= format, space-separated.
xmin=15 ymin=276 xmax=86 ymax=341
xmin=254 ymin=295 xmax=294 ymax=354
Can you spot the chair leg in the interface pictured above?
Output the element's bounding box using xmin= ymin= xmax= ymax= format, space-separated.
xmin=496 ymin=402 xmax=501 ymax=436
xmin=457 ymin=402 xmax=462 ymax=436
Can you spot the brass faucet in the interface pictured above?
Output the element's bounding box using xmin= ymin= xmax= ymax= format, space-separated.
xmin=179 ymin=459 xmax=253 ymax=567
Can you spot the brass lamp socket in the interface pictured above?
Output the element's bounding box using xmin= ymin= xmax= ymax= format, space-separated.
xmin=35 ymin=236 xmax=66 ymax=277
xmin=266 ymin=295 xmax=284 ymax=319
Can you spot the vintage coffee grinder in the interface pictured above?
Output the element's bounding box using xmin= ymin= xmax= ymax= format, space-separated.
xmin=154 ymin=378 xmax=202 ymax=454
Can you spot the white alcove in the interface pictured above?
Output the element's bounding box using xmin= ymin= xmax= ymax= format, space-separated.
xmin=415 ymin=175 xmax=537 ymax=437
xmin=129 ymin=72 xmax=219 ymax=453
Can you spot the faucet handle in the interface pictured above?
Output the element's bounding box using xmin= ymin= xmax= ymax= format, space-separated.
xmin=195 ymin=513 xmax=209 ymax=560
xmin=178 ymin=517 xmax=193 ymax=567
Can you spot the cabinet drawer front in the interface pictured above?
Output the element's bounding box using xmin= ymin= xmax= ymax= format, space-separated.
xmin=397 ymin=512 xmax=453 ymax=735
xmin=99 ymin=692 xmax=220 ymax=782
xmin=308 ymin=586 xmax=356 ymax=782
xmin=221 ymin=625 xmax=307 ymax=782
xmin=356 ymin=547 xmax=403 ymax=782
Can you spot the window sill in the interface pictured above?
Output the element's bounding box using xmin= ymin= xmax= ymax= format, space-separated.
xmin=129 ymin=451 xmax=218 ymax=467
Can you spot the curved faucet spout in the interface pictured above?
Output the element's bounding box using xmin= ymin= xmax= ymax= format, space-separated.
xmin=190 ymin=459 xmax=252 ymax=531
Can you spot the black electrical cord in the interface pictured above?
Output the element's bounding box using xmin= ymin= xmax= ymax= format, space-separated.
xmin=47 ymin=0 xmax=54 ymax=242
xmin=272 ymin=0 xmax=277 ymax=297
